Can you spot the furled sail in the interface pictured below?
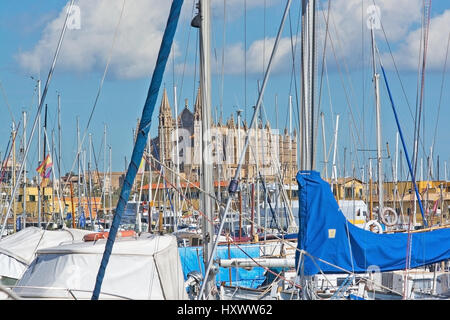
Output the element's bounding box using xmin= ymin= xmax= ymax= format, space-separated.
xmin=296 ymin=170 xmax=450 ymax=276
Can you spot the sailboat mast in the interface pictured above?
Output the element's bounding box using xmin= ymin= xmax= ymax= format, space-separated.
xmin=173 ymin=85 xmax=181 ymax=232
xmin=148 ymin=138 xmax=153 ymax=232
xmin=57 ymin=93 xmax=62 ymax=217
xmin=89 ymin=134 xmax=94 ymax=229
xmin=37 ymin=80 xmax=42 ymax=228
xmin=320 ymin=112 xmax=328 ymax=180
xmin=299 ymin=0 xmax=316 ymax=301
xmin=12 ymin=122 xmax=16 ymax=232
xmin=22 ymin=111 xmax=27 ymax=227
xmin=109 ymin=146 xmax=112 ymax=221
xmin=300 ymin=0 xmax=316 ymax=171
xmin=42 ymin=104 xmax=48 ymax=225
xmin=103 ymin=125 xmax=107 ymax=217
xmin=198 ymin=0 xmax=215 ymax=299
xmin=77 ymin=117 xmax=81 ymax=226
xmin=370 ymin=22 xmax=384 ymax=215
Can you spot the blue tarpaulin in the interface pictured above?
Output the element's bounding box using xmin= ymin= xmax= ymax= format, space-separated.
xmin=296 ymin=170 xmax=450 ymax=276
xmin=178 ymin=244 xmax=266 ymax=289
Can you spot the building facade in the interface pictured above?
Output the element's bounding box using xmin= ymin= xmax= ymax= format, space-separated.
xmin=151 ymin=88 xmax=298 ymax=185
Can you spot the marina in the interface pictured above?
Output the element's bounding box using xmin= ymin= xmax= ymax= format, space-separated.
xmin=0 ymin=0 xmax=450 ymax=302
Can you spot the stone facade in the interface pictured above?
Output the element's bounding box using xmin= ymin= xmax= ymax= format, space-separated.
xmin=151 ymin=88 xmax=297 ymax=184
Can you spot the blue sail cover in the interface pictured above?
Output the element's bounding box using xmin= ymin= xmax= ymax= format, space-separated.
xmin=179 ymin=244 xmax=265 ymax=289
xmin=295 ymin=170 xmax=450 ymax=276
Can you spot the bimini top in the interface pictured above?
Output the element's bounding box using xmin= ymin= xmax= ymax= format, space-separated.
xmin=296 ymin=170 xmax=450 ymax=276
xmin=14 ymin=233 xmax=187 ymax=300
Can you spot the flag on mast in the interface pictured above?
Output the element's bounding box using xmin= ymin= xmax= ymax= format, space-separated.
xmin=36 ymin=154 xmax=53 ymax=177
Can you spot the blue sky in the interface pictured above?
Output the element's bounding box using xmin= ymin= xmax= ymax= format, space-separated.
xmin=0 ymin=0 xmax=449 ymax=182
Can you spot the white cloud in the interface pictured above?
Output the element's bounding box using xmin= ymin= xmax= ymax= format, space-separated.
xmin=313 ymin=0 xmax=422 ymax=69
xmin=215 ymin=0 xmax=425 ymax=76
xmin=383 ymin=9 xmax=450 ymax=71
xmin=17 ymin=0 xmax=281 ymax=80
xmin=17 ymin=0 xmax=177 ymax=79
xmin=19 ymin=0 xmax=444 ymax=80
xmin=218 ymin=36 xmax=296 ymax=76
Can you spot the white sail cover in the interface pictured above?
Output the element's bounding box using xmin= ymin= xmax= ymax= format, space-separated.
xmin=0 ymin=227 xmax=91 ymax=280
xmin=13 ymin=233 xmax=188 ymax=300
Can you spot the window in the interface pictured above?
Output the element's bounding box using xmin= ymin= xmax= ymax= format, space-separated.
xmin=344 ymin=187 xmax=353 ymax=198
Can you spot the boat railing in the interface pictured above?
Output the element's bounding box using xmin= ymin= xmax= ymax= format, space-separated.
xmin=5 ymin=285 xmax=133 ymax=300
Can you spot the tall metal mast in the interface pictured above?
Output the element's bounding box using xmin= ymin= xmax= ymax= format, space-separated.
xmin=37 ymin=79 xmax=42 ymax=228
xmin=300 ymin=0 xmax=316 ymax=171
xmin=173 ymin=85 xmax=181 ymax=232
xmin=370 ymin=19 xmax=384 ymax=215
xmin=57 ymin=93 xmax=62 ymax=223
xmin=77 ymin=117 xmax=81 ymax=226
xmin=22 ymin=111 xmax=27 ymax=227
xmin=299 ymin=0 xmax=316 ymax=301
xmin=193 ymin=0 xmax=216 ymax=299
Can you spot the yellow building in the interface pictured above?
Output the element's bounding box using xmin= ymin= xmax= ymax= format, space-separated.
xmin=4 ymin=186 xmax=102 ymax=226
xmin=330 ymin=177 xmax=365 ymax=201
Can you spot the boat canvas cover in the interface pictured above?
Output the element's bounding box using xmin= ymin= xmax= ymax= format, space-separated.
xmin=179 ymin=243 xmax=265 ymax=289
xmin=0 ymin=227 xmax=91 ymax=280
xmin=296 ymin=170 xmax=450 ymax=276
xmin=14 ymin=234 xmax=187 ymax=300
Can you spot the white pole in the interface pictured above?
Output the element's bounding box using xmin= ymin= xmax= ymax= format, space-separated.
xmin=331 ymin=114 xmax=340 ymax=184
xmin=37 ymin=79 xmax=42 ymax=228
xmin=173 ymin=85 xmax=181 ymax=231
xmin=22 ymin=112 xmax=27 ymax=227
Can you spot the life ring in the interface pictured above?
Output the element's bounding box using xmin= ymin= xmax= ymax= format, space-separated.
xmin=83 ymin=230 xmax=136 ymax=241
xmin=364 ymin=220 xmax=383 ymax=234
xmin=380 ymin=207 xmax=398 ymax=227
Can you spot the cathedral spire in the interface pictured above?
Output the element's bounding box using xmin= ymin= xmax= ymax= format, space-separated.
xmin=193 ymin=87 xmax=201 ymax=121
xmin=160 ymin=87 xmax=172 ymax=115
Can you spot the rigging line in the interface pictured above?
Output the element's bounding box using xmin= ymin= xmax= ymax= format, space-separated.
xmin=145 ymin=155 xmax=213 ymax=225
xmin=324 ymin=59 xmax=335 ymax=164
xmin=320 ymin=8 xmax=362 ymax=148
xmin=60 ymin=0 xmax=127 ymax=196
xmin=413 ymin=0 xmax=432 ymax=177
xmin=412 ymin=0 xmax=425 ymax=172
xmin=244 ymin=0 xmax=247 ymax=121
xmin=287 ymin=4 xmax=302 ymax=137
xmin=287 ymin=1 xmax=301 ymax=99
xmin=177 ymin=0 xmax=196 ymax=108
xmin=220 ymin=0 xmax=227 ymax=120
xmin=361 ymin=0 xmax=366 ymax=157
xmin=192 ymin=30 xmax=199 ymax=106
xmin=315 ymin=0 xmax=331 ymax=172
xmin=263 ymin=0 xmax=266 ymax=77
xmin=0 ymin=80 xmax=15 ymax=125
xmin=147 ymin=153 xmax=219 ymax=209
xmin=431 ymin=31 xmax=450 ymax=162
xmin=90 ymin=138 xmax=109 ymax=218
xmin=328 ymin=7 xmax=363 ymax=137
xmin=226 ymin=237 xmax=303 ymax=290
xmin=370 ymin=0 xmax=418 ymax=156
xmin=378 ymin=60 xmax=427 ymax=226
xmin=0 ymin=138 xmax=13 ymax=184
xmin=41 ymin=126 xmax=65 ymax=221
